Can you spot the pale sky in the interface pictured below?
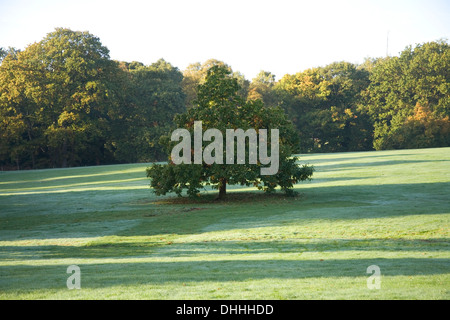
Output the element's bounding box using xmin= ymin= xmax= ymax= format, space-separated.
xmin=0 ymin=0 xmax=449 ymax=80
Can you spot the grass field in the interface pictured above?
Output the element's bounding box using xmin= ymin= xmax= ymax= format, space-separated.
xmin=0 ymin=148 xmax=449 ymax=299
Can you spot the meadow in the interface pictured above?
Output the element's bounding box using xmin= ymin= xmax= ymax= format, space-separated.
xmin=0 ymin=148 xmax=449 ymax=299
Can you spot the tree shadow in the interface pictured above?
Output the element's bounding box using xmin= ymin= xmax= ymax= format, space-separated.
xmin=1 ymin=238 xmax=448 ymax=260
xmin=0 ymin=181 xmax=448 ymax=240
xmin=0 ymin=256 xmax=448 ymax=291
xmin=298 ymin=152 xmax=417 ymax=164
xmin=315 ymin=159 xmax=450 ymax=172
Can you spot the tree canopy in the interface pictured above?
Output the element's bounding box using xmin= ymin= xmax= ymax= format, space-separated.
xmin=0 ymin=28 xmax=121 ymax=168
xmin=364 ymin=40 xmax=450 ymax=150
xmin=0 ymin=28 xmax=448 ymax=171
xmin=0 ymin=29 xmax=185 ymax=169
xmin=146 ymin=66 xmax=314 ymax=198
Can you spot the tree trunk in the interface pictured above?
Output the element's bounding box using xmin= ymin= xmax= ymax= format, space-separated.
xmin=30 ymin=150 xmax=35 ymax=169
xmin=218 ymin=178 xmax=227 ymax=199
xmin=61 ymin=138 xmax=68 ymax=168
xmin=27 ymin=127 xmax=35 ymax=169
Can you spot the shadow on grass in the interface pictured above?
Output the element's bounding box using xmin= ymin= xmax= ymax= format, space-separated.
xmin=299 ymin=152 xmax=417 ymax=163
xmin=149 ymin=181 xmax=450 ymax=207
xmin=0 ymin=181 xmax=448 ymax=241
xmin=0 ymin=256 xmax=448 ymax=291
xmin=150 ymin=191 xmax=296 ymax=205
xmin=315 ymin=159 xmax=450 ymax=172
xmin=1 ymin=238 xmax=448 ymax=260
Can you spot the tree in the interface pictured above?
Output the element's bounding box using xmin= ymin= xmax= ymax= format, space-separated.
xmin=0 ymin=28 xmax=127 ymax=168
xmin=112 ymin=59 xmax=186 ymax=162
xmin=275 ymin=61 xmax=372 ymax=152
xmin=40 ymin=28 xmax=123 ymax=167
xmin=0 ymin=28 xmax=188 ymax=169
xmin=181 ymin=59 xmax=230 ymax=109
xmin=181 ymin=59 xmax=249 ymax=108
xmin=0 ymin=43 xmax=47 ymax=168
xmin=147 ymin=66 xmax=314 ymax=199
xmin=374 ymin=103 xmax=450 ymax=149
xmin=0 ymin=28 xmax=136 ymax=168
xmin=0 ymin=47 xmax=20 ymax=65
xmin=366 ymin=40 xmax=450 ymax=150
xmin=247 ymin=70 xmax=278 ymax=107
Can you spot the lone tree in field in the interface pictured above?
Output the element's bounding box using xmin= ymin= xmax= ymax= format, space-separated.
xmin=146 ymin=66 xmax=313 ymax=199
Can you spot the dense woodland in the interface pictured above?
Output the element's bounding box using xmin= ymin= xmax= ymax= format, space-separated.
xmin=1 ymin=28 xmax=449 ymax=170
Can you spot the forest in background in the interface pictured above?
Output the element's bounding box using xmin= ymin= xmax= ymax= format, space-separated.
xmin=0 ymin=28 xmax=449 ymax=170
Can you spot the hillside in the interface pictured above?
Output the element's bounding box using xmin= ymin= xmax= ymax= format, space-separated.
xmin=0 ymin=148 xmax=449 ymax=299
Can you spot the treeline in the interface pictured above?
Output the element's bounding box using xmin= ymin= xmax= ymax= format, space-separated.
xmin=0 ymin=29 xmax=185 ymax=169
xmin=1 ymin=28 xmax=449 ymax=170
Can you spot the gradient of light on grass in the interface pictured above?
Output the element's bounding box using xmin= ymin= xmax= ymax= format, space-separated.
xmin=0 ymin=148 xmax=449 ymax=299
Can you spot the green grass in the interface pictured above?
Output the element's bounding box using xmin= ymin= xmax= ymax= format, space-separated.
xmin=0 ymin=148 xmax=449 ymax=299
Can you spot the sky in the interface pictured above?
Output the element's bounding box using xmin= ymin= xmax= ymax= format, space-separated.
xmin=0 ymin=0 xmax=449 ymax=80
